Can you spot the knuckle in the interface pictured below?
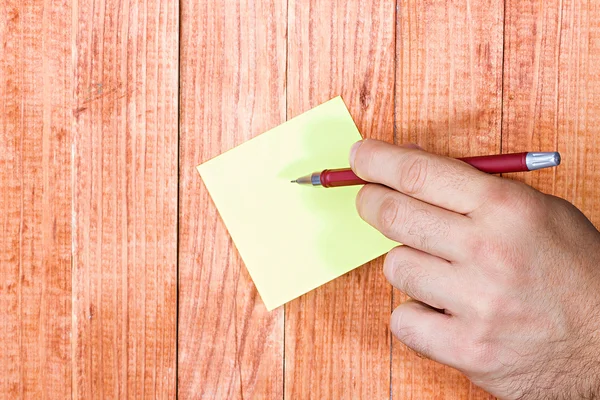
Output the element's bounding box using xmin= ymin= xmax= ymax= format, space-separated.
xmin=459 ymin=313 xmax=509 ymax=373
xmin=486 ymin=181 xmax=548 ymax=225
xmin=442 ymin=162 xmax=472 ymax=192
xmin=407 ymin=209 xmax=449 ymax=252
xmin=464 ymin=236 xmax=484 ymax=259
xmin=482 ymin=180 xmax=514 ymax=209
xmin=455 ymin=330 xmax=496 ymax=372
xmin=509 ymin=189 xmax=547 ymax=224
xmin=465 ymin=234 xmax=500 ymax=261
xmin=522 ymin=195 xmax=548 ymax=225
xmin=377 ymin=195 xmax=404 ymax=236
xmin=464 ymin=234 xmax=524 ymax=283
xmin=398 ymin=154 xmax=429 ymax=195
xmin=473 ymin=292 xmax=505 ymax=324
xmin=457 ymin=341 xmax=497 ymax=374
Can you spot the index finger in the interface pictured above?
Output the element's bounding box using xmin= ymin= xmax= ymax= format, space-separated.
xmin=350 ymin=139 xmax=494 ymax=214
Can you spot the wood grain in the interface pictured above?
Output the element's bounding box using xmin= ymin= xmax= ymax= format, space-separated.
xmin=71 ymin=0 xmax=179 ymax=398
xmin=395 ymin=0 xmax=504 ymax=398
xmin=284 ymin=1 xmax=395 ymax=399
xmin=4 ymin=0 xmax=600 ymax=398
xmin=502 ymin=0 xmax=600 ymax=228
xmin=178 ymin=0 xmax=286 ymax=398
xmin=0 ymin=1 xmax=73 ymax=398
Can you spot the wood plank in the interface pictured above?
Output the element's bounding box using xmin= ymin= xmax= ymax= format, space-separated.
xmin=71 ymin=0 xmax=179 ymax=398
xmin=0 ymin=1 xmax=72 ymax=398
xmin=395 ymin=0 xmax=504 ymax=398
xmin=502 ymin=0 xmax=600 ymax=228
xmin=177 ymin=0 xmax=286 ymax=398
xmin=284 ymin=1 xmax=395 ymax=399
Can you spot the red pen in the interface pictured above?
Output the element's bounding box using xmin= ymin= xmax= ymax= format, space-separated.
xmin=291 ymin=152 xmax=561 ymax=188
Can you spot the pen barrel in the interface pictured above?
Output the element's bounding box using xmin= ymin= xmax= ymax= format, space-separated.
xmin=321 ymin=169 xmax=367 ymax=188
xmin=458 ymin=152 xmax=528 ymax=174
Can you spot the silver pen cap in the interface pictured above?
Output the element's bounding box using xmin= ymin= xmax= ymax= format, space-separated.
xmin=525 ymin=152 xmax=561 ymax=171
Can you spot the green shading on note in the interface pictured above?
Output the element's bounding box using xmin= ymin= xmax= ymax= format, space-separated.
xmin=197 ymin=97 xmax=396 ymax=310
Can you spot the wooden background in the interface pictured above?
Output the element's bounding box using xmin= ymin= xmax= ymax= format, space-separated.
xmin=1 ymin=0 xmax=598 ymax=398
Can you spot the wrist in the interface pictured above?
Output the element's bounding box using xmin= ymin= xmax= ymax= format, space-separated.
xmin=561 ymin=321 xmax=600 ymax=399
xmin=526 ymin=308 xmax=600 ymax=400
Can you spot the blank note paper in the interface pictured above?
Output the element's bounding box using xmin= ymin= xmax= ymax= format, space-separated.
xmin=197 ymin=97 xmax=396 ymax=310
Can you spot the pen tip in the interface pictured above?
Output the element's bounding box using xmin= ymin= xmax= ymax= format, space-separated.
xmin=290 ymin=180 xmax=297 ymax=183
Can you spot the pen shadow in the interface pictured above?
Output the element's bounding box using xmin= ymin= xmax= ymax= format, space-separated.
xmin=277 ymin=115 xmax=357 ymax=180
xmin=277 ymin=112 xmax=395 ymax=328
xmin=276 ymin=113 xmax=382 ymax=273
xmin=278 ymin=109 xmax=399 ymax=361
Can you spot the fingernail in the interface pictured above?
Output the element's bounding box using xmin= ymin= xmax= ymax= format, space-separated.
xmin=400 ymin=143 xmax=423 ymax=150
xmin=349 ymin=140 xmax=363 ymax=169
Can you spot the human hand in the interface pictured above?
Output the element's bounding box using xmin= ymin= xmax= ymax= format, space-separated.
xmin=350 ymin=139 xmax=600 ymax=399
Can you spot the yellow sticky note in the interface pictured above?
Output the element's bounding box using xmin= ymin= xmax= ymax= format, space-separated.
xmin=198 ymin=97 xmax=396 ymax=310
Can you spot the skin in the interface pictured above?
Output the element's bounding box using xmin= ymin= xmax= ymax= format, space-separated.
xmin=349 ymin=139 xmax=600 ymax=400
